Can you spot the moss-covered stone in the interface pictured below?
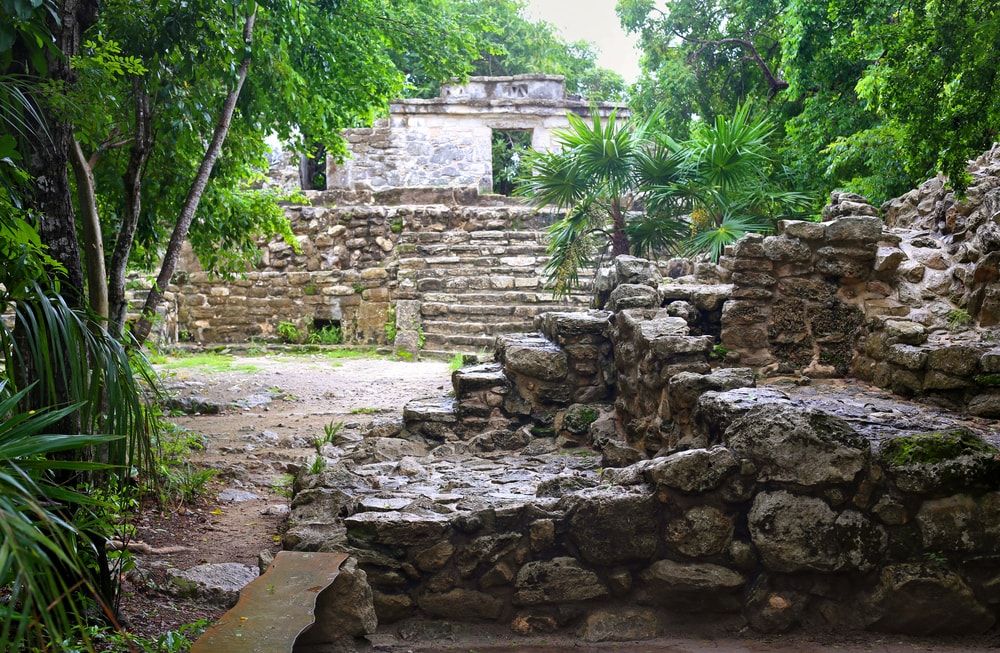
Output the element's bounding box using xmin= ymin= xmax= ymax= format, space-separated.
xmin=881 ymin=430 xmax=996 ymax=467
xmin=879 ymin=430 xmax=1000 ymax=496
xmin=973 ymin=373 xmax=1000 ymax=387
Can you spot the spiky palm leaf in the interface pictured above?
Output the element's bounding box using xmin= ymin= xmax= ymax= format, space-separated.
xmin=0 ymin=383 xmax=122 ymax=651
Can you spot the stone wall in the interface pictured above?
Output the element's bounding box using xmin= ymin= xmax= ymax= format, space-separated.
xmin=166 ymin=192 xmax=588 ymax=348
xmin=327 ymin=75 xmax=625 ymax=193
xmin=286 ymin=256 xmax=1000 ymax=639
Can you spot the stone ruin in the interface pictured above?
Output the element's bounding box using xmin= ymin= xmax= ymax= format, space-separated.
xmin=281 ymin=146 xmax=1000 ymax=645
xmin=327 ymin=75 xmax=623 ymax=192
xmin=147 ymin=76 xmax=627 ymax=351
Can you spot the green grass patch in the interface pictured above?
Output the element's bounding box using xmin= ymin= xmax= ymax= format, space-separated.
xmin=156 ymin=352 xmax=261 ymax=374
xmin=350 ymin=407 xmax=379 ymax=415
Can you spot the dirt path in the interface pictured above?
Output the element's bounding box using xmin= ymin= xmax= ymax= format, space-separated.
xmin=120 ymin=353 xmax=450 ymax=639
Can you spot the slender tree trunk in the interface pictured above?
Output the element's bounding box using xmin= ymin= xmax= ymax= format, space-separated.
xmin=69 ymin=137 xmax=109 ymax=321
xmin=132 ymin=7 xmax=257 ymax=346
xmin=610 ymin=199 xmax=630 ymax=255
xmin=108 ymin=81 xmax=153 ymax=339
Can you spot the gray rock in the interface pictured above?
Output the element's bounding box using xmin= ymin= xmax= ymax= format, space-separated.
xmin=916 ymin=492 xmax=1000 ymax=554
xmin=366 ymin=415 xmax=404 ymax=439
xmin=643 ymin=446 xmax=738 ymax=493
xmin=300 ymin=557 xmax=378 ymax=642
xmin=866 ymin=563 xmax=995 ymax=635
xmin=218 ymin=488 xmax=260 ymax=503
xmin=883 ymin=319 xmax=927 ymax=345
xmin=345 ymin=510 xmax=451 ymax=547
xmin=598 ymin=439 xmax=645 ymax=468
xmin=579 ymin=607 xmax=662 ymax=642
xmin=879 ymin=429 xmax=1000 ymax=495
xmin=749 ymin=491 xmax=886 ymax=573
xmin=513 ymin=557 xmax=608 ymax=605
xmin=565 ymin=488 xmax=659 ymax=565
xmin=694 ymin=387 xmax=794 ymax=444
xmin=498 ymin=334 xmax=568 ymax=381
xmin=665 ymin=505 xmax=734 ymax=557
xmin=168 ymin=562 xmax=257 ymax=607
xmin=762 ymin=235 xmax=812 ymax=262
xmin=824 ymin=216 xmax=882 ymax=243
xmin=926 ymin=345 xmax=981 ymax=376
xmin=639 ymin=559 xmax=745 ymax=597
xmin=613 ymin=255 xmax=662 ymax=288
xmin=418 ymin=588 xmax=503 ymax=620
xmin=968 ymin=392 xmax=1000 ymax=418
xmin=607 ymin=283 xmax=660 ymax=311
xmin=725 ymin=405 xmax=870 ymax=487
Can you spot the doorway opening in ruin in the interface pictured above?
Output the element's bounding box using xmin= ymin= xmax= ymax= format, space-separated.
xmin=491 ymin=128 xmax=533 ymax=195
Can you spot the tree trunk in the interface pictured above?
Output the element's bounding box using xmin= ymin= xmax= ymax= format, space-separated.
xmin=610 ymin=199 xmax=630 ymax=256
xmin=23 ymin=0 xmax=99 ymax=309
xmin=70 ymin=137 xmax=109 ymax=321
xmin=132 ymin=7 xmax=257 ymax=346
xmin=108 ymin=81 xmax=153 ymax=339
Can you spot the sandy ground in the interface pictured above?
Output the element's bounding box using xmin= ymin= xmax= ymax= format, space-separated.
xmin=119 ymin=353 xmax=1000 ymax=651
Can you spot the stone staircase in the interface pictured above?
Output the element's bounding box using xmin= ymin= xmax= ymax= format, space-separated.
xmin=393 ymin=228 xmax=593 ymax=354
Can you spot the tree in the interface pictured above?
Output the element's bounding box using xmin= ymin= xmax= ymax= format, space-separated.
xmin=619 ymin=0 xmax=1000 ymax=203
xmin=402 ymin=0 xmax=628 ymax=101
xmin=3 ymin=0 xmax=483 ymax=344
xmin=520 ymin=105 xmax=810 ymax=294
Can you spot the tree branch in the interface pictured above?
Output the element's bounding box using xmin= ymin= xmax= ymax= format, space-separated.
xmin=132 ymin=6 xmax=258 ymax=346
xmin=686 ymin=36 xmax=789 ymax=98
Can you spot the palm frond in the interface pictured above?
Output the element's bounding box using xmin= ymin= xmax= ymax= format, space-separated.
xmin=626 ymin=213 xmax=689 ymax=259
xmin=685 ymin=213 xmax=772 ymax=262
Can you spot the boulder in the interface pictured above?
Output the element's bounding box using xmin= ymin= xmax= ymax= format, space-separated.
xmin=613 ymin=255 xmax=662 ymax=288
xmin=916 ymin=492 xmax=1000 ymax=554
xmin=513 ymin=557 xmax=608 ymax=605
xmin=417 ymin=588 xmax=503 ymax=621
xmin=694 ymin=387 xmax=794 ymax=444
xmin=879 ymin=429 xmax=1000 ymax=495
xmin=498 ymin=334 xmax=568 ymax=381
xmin=565 ymin=488 xmax=659 ymax=565
xmin=301 ymin=557 xmax=378 ymax=641
xmin=639 ymin=559 xmax=746 ymax=603
xmin=664 ymin=506 xmax=734 ymax=557
xmin=607 ymin=283 xmax=660 ymax=312
xmin=168 ymin=562 xmax=257 ymax=607
xmin=824 ymin=216 xmax=882 ymax=243
xmin=748 ymin=491 xmax=886 ymax=573
xmin=643 ymin=446 xmax=738 ymax=494
xmin=866 ymin=563 xmax=995 ymax=635
xmin=725 ymin=405 xmax=870 ymax=487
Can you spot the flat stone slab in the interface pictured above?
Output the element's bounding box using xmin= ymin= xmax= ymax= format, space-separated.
xmin=404 ymin=396 xmax=458 ymax=423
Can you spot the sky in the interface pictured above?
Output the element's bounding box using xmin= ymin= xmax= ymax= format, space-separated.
xmin=523 ymin=0 xmax=642 ymax=83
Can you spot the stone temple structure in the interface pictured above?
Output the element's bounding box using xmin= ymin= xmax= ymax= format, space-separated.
xmin=327 ymin=75 xmax=624 ymax=192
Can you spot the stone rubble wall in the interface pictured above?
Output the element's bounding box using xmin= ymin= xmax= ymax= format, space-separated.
xmin=288 ymin=263 xmax=1000 ymax=636
xmin=717 ymin=177 xmax=1000 ymax=413
xmin=161 ymin=192 xmax=590 ymax=349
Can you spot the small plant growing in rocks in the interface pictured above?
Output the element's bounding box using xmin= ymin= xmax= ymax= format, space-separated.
xmin=947 ymin=308 xmax=972 ymax=329
xmin=313 ymin=421 xmax=344 ymax=452
xmin=277 ymin=321 xmax=302 ymax=343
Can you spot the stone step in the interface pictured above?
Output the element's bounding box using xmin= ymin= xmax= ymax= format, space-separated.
xmin=423 ymin=319 xmax=529 ymax=336
xmin=422 ymin=332 xmax=499 ymax=350
xmin=422 ymin=303 xmax=567 ymax=318
xmin=420 ymin=291 xmax=591 ymax=306
xmin=397 ymin=230 xmax=550 ymax=245
xmin=402 ymin=395 xmax=458 ymax=426
xmin=452 ymin=362 xmax=509 ymax=396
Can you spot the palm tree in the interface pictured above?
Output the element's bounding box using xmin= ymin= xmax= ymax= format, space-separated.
xmin=519 ymin=104 xmax=812 ymax=295
xmin=648 ymin=103 xmax=813 ymax=261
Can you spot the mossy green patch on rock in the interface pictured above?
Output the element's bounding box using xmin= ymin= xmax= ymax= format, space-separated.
xmin=974 ymin=373 xmax=1000 ymax=387
xmin=881 ymin=430 xmax=996 ymax=467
